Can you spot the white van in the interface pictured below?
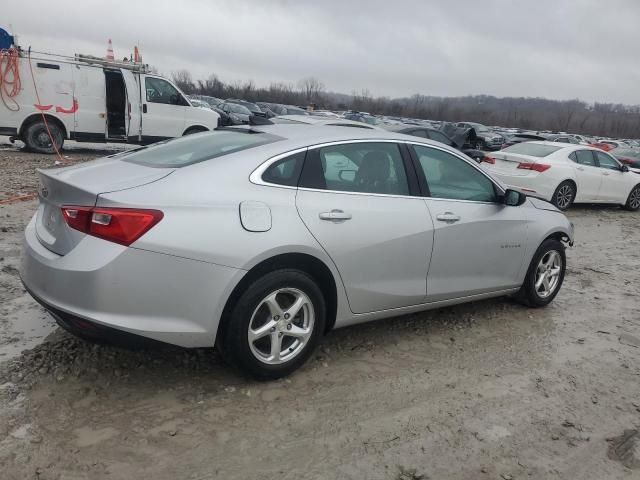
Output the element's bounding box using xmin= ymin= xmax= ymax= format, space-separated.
xmin=0 ymin=51 xmax=219 ymax=153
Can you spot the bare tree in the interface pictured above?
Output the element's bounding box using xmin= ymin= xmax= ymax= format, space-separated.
xmin=171 ymin=69 xmax=196 ymax=94
xmin=298 ymin=77 xmax=325 ymax=104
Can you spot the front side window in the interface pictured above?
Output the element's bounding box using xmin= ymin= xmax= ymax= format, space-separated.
xmin=262 ymin=151 xmax=306 ymax=186
xmin=595 ymin=151 xmax=621 ymax=170
xmin=145 ymin=77 xmax=186 ymax=105
xmin=302 ymin=142 xmax=410 ymax=195
xmin=413 ymin=145 xmax=497 ymax=202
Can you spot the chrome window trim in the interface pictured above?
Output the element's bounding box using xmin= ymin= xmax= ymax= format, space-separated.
xmin=250 ymin=139 xmax=506 ymax=200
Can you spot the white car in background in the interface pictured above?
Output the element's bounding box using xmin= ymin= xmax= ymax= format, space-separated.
xmin=481 ymin=142 xmax=640 ymax=211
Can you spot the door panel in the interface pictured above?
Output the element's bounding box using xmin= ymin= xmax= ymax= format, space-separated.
xmin=410 ymin=144 xmax=528 ymax=301
xmin=72 ymin=66 xmax=106 ymax=138
xmin=571 ymin=150 xmax=601 ymax=201
xmin=424 ymin=199 xmax=528 ymax=301
xmin=594 ymin=151 xmax=627 ymax=202
xmin=142 ymin=76 xmax=186 ymax=139
xmin=296 ymin=141 xmax=433 ymax=314
xmin=297 ymin=190 xmax=433 ymax=313
xmin=121 ymin=70 xmax=141 ymax=140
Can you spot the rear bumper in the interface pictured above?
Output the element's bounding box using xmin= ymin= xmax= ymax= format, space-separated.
xmin=20 ymin=215 xmax=243 ymax=348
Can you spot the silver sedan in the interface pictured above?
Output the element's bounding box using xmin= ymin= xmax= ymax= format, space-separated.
xmin=21 ymin=125 xmax=574 ymax=379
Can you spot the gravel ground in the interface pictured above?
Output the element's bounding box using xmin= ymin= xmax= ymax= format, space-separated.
xmin=0 ymin=141 xmax=639 ymax=479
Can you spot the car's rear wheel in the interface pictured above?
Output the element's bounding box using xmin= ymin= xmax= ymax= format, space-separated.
xmin=517 ymin=238 xmax=566 ymax=307
xmin=624 ymin=184 xmax=640 ymax=211
xmin=219 ymin=269 xmax=326 ymax=380
xmin=24 ymin=120 xmax=64 ymax=154
xmin=551 ymin=181 xmax=575 ymax=211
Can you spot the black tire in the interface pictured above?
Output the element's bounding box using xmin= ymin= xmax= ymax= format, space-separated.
xmin=23 ymin=120 xmax=64 ymax=154
xmin=551 ymin=181 xmax=575 ymax=211
xmin=517 ymin=238 xmax=566 ymax=307
xmin=183 ymin=126 xmax=208 ymax=136
xmin=219 ymin=269 xmax=326 ymax=380
xmin=475 ymin=140 xmax=485 ymax=150
xmin=623 ymin=184 xmax=640 ymax=211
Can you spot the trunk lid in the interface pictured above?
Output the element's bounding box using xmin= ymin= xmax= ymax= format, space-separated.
xmin=487 ymin=152 xmax=542 ymax=177
xmin=35 ymin=158 xmax=173 ymax=255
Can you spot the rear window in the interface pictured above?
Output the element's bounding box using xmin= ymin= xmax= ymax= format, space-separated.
xmin=502 ymin=143 xmax=562 ymax=157
xmin=121 ymin=131 xmax=281 ymax=167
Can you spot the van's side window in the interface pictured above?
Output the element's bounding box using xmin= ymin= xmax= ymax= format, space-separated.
xmin=145 ymin=77 xmax=186 ymax=106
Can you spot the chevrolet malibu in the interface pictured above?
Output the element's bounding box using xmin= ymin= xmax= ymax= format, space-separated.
xmin=21 ymin=126 xmax=574 ymax=379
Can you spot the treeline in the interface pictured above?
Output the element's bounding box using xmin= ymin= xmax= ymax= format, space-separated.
xmin=172 ymin=70 xmax=640 ymax=139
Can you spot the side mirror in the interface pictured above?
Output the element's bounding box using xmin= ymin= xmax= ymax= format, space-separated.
xmin=621 ymin=164 xmax=630 ymax=172
xmin=504 ymin=188 xmax=527 ymax=206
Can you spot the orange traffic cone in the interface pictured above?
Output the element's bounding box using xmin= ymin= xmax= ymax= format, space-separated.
xmin=106 ymin=39 xmax=114 ymax=62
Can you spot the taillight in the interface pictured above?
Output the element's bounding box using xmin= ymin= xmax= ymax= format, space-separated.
xmin=481 ymin=155 xmax=496 ymax=164
xmin=61 ymin=206 xmax=163 ymax=246
xmin=517 ymin=162 xmax=551 ymax=173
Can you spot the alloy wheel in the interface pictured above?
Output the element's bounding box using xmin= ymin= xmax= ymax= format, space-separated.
xmin=535 ymin=250 xmax=562 ymax=298
xmin=247 ymin=288 xmax=314 ymax=365
xmin=556 ymin=185 xmax=573 ymax=209
xmin=630 ymin=187 xmax=640 ymax=210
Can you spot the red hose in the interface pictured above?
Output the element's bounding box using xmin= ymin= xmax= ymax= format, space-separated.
xmin=0 ymin=47 xmax=20 ymax=111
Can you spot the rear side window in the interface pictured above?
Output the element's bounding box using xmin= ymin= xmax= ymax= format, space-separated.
xmin=570 ymin=150 xmax=596 ymax=166
xmin=502 ymin=143 xmax=562 ymax=157
xmin=121 ymin=131 xmax=281 ymax=167
xmin=300 ymin=142 xmax=410 ymax=196
xmin=262 ymin=151 xmax=306 ymax=186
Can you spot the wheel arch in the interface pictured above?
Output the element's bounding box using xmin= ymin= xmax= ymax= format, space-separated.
xmin=182 ymin=125 xmax=210 ymax=136
xmin=218 ymin=252 xmax=339 ymax=341
xmin=19 ymin=113 xmax=69 ymax=139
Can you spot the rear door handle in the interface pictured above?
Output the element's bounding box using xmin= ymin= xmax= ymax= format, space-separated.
xmin=602 ymin=172 xmax=610 ymax=176
xmin=436 ymin=212 xmax=461 ymax=223
xmin=576 ymin=167 xmax=585 ymax=171
xmin=319 ymin=209 xmax=352 ymax=221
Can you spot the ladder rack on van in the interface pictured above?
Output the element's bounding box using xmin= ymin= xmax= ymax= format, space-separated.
xmin=74 ymin=54 xmax=151 ymax=73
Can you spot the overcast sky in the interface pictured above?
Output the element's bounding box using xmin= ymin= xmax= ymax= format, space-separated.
xmin=5 ymin=0 xmax=640 ymax=104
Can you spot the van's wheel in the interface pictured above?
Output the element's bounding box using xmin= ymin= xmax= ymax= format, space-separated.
xmin=516 ymin=238 xmax=566 ymax=307
xmin=624 ymin=185 xmax=640 ymax=211
xmin=23 ymin=120 xmax=64 ymax=154
xmin=219 ymin=269 xmax=326 ymax=380
xmin=183 ymin=127 xmax=208 ymax=136
xmin=551 ymin=181 xmax=575 ymax=211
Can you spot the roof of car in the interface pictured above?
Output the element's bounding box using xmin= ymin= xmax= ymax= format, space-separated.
xmin=227 ymin=123 xmax=458 ymax=153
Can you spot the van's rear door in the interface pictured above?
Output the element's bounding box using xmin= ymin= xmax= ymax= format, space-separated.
xmin=72 ymin=66 xmax=107 ymax=140
xmin=121 ymin=70 xmax=142 ymax=141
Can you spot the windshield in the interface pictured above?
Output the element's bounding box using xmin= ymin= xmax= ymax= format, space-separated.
xmin=502 ymin=143 xmax=562 ymax=157
xmin=120 ymin=131 xmax=281 ymax=167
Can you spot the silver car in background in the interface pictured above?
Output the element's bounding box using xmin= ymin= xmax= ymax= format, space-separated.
xmin=21 ymin=125 xmax=574 ymax=379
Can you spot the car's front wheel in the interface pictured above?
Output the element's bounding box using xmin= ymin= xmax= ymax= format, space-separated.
xmin=517 ymin=238 xmax=566 ymax=307
xmin=219 ymin=269 xmax=326 ymax=380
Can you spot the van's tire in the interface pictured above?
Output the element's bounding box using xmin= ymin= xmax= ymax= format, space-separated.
xmin=219 ymin=269 xmax=326 ymax=380
xmin=516 ymin=238 xmax=566 ymax=308
xmin=623 ymin=184 xmax=640 ymax=211
xmin=183 ymin=126 xmax=208 ymax=136
xmin=551 ymin=181 xmax=575 ymax=211
xmin=23 ymin=120 xmax=64 ymax=154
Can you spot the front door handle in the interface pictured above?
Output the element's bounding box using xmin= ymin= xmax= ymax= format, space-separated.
xmin=319 ymin=209 xmax=352 ymax=222
xmin=436 ymin=212 xmax=461 ymax=223
xmin=602 ymin=172 xmax=610 ymax=176
xmin=576 ymin=166 xmax=585 ymax=171
xmin=142 ymin=104 xmax=147 ymax=114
